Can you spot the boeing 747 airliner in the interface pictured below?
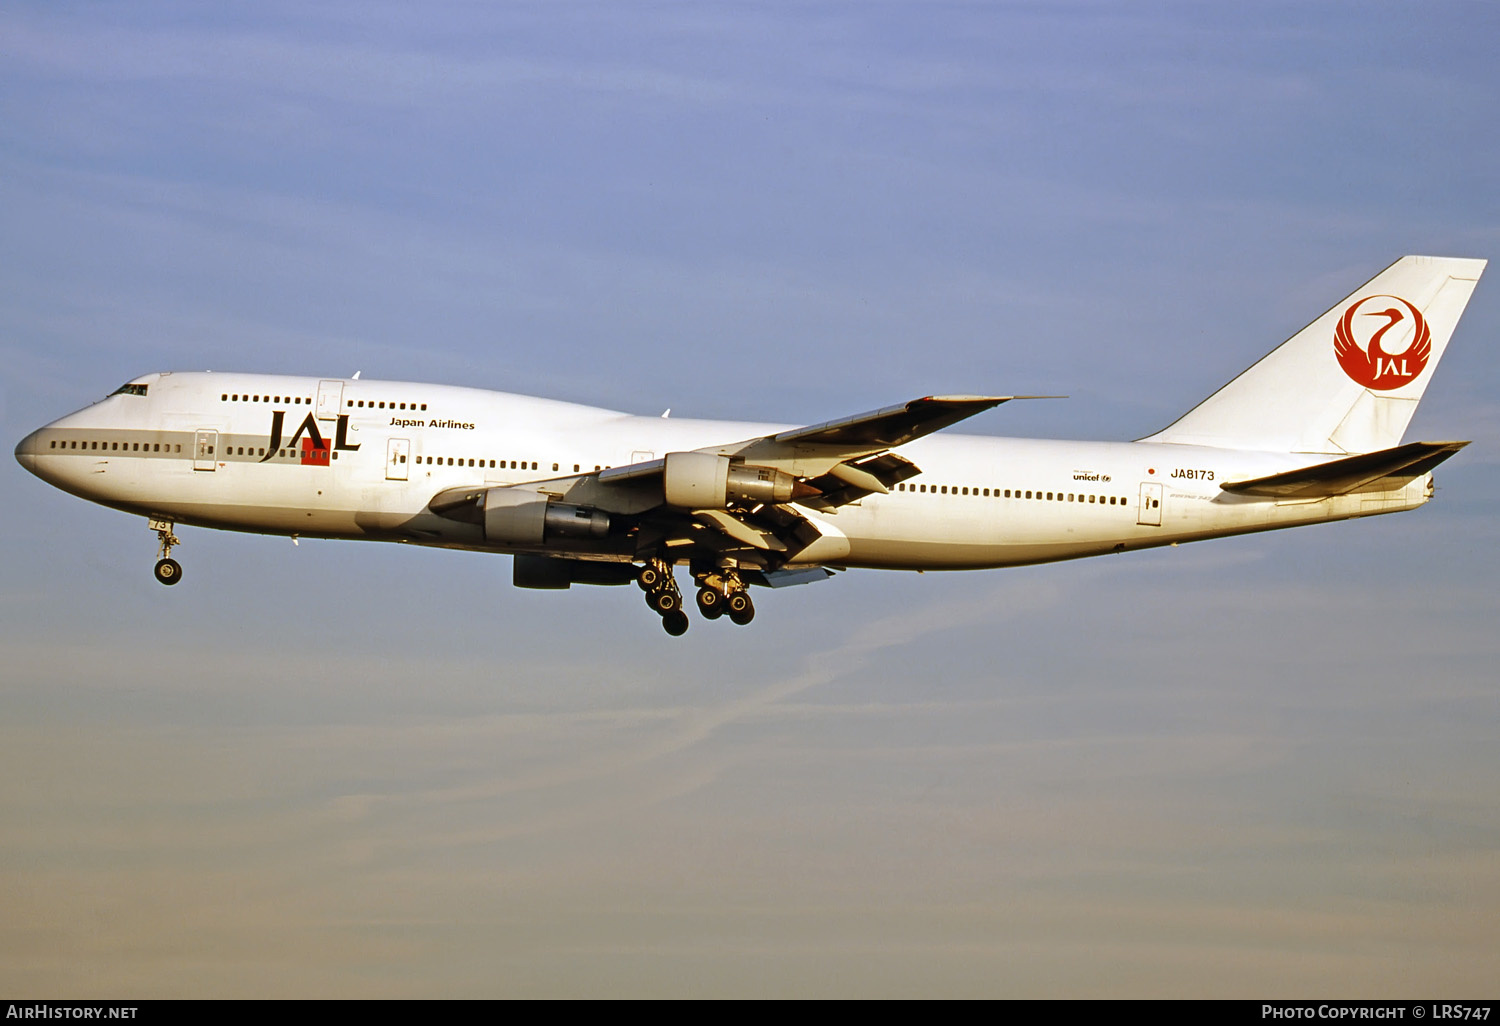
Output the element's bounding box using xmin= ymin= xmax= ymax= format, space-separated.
xmin=15 ymin=256 xmax=1484 ymax=635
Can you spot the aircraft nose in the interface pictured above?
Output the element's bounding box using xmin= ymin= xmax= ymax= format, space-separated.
xmin=14 ymin=429 xmax=40 ymax=474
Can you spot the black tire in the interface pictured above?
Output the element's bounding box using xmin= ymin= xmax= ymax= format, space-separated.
xmin=637 ymin=565 xmax=661 ymax=591
xmin=154 ymin=558 xmax=183 ymax=586
xmin=696 ymin=587 xmax=723 ymax=618
xmin=728 ymin=593 xmax=754 ymax=625
xmin=651 ymin=589 xmax=680 ymax=614
xmin=661 ymin=610 xmax=690 ymax=636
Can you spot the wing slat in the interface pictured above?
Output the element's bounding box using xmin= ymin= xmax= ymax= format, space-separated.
xmin=770 ymin=395 xmax=1057 ymax=448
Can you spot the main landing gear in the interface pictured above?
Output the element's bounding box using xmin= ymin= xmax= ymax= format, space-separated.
xmin=638 ymin=557 xmax=689 ymax=636
xmin=151 ymin=518 xmax=182 ymax=586
xmin=695 ymin=567 xmax=755 ymax=626
xmin=637 ymin=560 xmax=757 ymax=636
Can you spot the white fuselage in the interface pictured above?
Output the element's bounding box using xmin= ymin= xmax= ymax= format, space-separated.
xmin=15 ymin=371 xmax=1432 ymax=571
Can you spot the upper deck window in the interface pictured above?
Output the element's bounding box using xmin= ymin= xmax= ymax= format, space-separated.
xmin=110 ymin=383 xmax=148 ymax=397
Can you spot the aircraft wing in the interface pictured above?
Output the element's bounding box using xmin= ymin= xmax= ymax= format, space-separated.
xmin=605 ymin=395 xmax=1056 ymax=562
xmin=599 ymin=394 xmax=1051 ymax=496
xmin=433 ymin=394 xmax=1044 ymax=569
xmin=768 ymin=394 xmax=1047 ymax=448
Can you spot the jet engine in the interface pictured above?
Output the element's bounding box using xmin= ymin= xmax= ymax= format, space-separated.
xmin=483 ymin=487 xmax=610 ymax=545
xmin=513 ymin=555 xmax=638 ymax=589
xmin=662 ymin=451 xmax=799 ymax=509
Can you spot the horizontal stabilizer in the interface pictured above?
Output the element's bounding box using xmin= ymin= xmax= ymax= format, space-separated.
xmin=1219 ymin=441 xmax=1469 ymax=498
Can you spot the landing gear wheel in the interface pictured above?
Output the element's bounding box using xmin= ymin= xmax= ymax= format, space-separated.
xmin=696 ymin=586 xmax=724 ymax=619
xmin=727 ymin=591 xmax=754 ymax=625
xmin=151 ymin=520 xmax=182 ymax=586
xmin=649 ymin=588 xmax=680 ymax=614
xmin=661 ymin=610 xmax=690 ymax=636
xmin=637 ymin=564 xmax=662 ymax=591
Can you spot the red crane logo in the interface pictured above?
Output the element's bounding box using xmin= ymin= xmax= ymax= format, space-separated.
xmin=1334 ymin=294 xmax=1430 ymax=391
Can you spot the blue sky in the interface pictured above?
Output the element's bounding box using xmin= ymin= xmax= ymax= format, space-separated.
xmin=3 ymin=1 xmax=1499 ymax=996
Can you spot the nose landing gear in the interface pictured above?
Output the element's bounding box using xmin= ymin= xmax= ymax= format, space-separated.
xmin=150 ymin=518 xmax=182 ymax=586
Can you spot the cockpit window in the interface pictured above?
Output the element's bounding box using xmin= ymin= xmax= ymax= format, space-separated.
xmin=110 ymin=383 xmax=148 ymax=397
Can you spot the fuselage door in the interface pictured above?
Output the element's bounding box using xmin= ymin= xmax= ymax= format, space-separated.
xmin=316 ymin=380 xmax=344 ymax=422
xmin=1138 ymin=482 xmax=1164 ymax=526
xmin=193 ymin=429 xmax=218 ymax=472
xmin=386 ymin=437 xmax=410 ymax=481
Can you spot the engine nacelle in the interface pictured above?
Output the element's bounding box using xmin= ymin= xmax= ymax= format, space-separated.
xmin=513 ymin=555 xmax=637 ymax=590
xmin=484 ymin=488 xmax=610 ymax=545
xmin=662 ymin=451 xmax=797 ymax=509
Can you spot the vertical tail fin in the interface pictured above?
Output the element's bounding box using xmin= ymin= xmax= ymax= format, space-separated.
xmin=1141 ymin=256 xmax=1485 ymax=454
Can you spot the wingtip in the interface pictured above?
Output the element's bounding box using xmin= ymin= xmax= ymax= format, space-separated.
xmin=921 ymin=394 xmax=1065 ymax=403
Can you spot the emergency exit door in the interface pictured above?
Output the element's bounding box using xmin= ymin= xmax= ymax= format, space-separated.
xmin=1138 ymin=482 xmax=1163 ymax=526
xmin=386 ymin=438 xmax=410 ymax=481
xmin=193 ymin=429 xmax=218 ymax=471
